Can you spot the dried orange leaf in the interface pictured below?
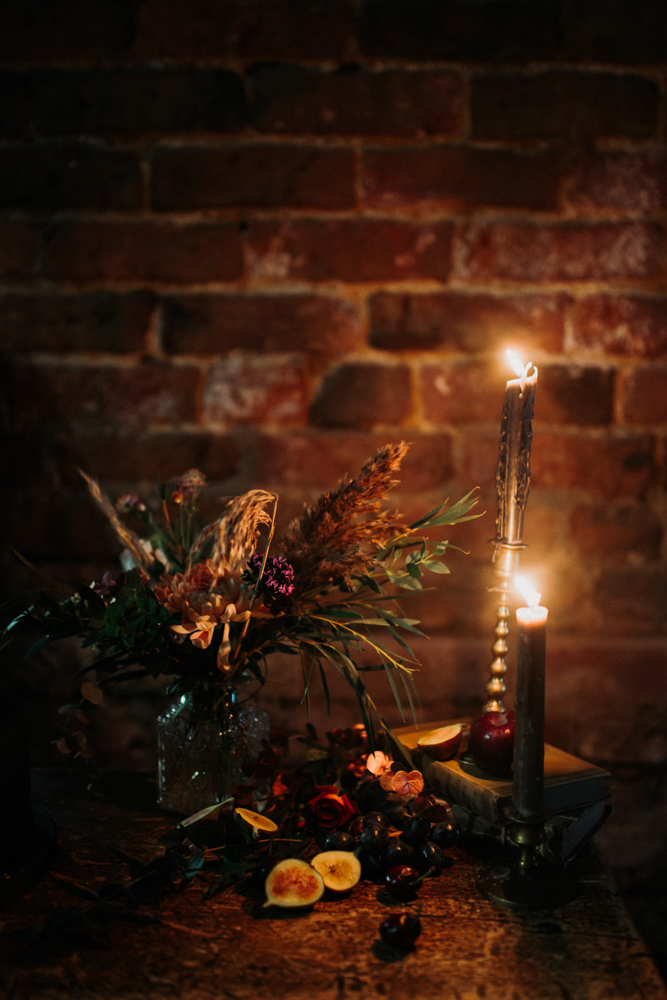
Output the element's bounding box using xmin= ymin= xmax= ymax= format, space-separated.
xmin=236 ymin=807 xmax=278 ymax=833
xmin=80 ymin=681 xmax=103 ymax=705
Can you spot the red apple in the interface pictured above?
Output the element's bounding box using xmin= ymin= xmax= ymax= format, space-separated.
xmin=467 ymin=711 xmax=515 ymax=777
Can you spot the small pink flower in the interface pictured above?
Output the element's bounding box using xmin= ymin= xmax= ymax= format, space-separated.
xmin=366 ymin=751 xmax=393 ymax=777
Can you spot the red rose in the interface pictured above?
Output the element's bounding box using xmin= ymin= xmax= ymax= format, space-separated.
xmin=306 ymin=784 xmax=356 ymax=831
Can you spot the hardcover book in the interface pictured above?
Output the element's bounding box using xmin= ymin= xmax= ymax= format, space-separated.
xmin=394 ymin=720 xmax=611 ymax=826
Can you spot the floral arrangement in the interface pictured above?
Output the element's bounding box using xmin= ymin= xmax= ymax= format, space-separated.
xmin=4 ymin=442 xmax=478 ymax=751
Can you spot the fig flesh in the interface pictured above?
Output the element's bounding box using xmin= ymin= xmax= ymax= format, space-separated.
xmin=264 ymin=858 xmax=324 ymax=908
xmin=311 ymin=850 xmax=362 ymax=891
xmin=417 ymin=723 xmax=463 ymax=761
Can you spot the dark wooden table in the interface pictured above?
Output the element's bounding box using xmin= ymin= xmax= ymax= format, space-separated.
xmin=1 ymin=768 xmax=666 ymax=1000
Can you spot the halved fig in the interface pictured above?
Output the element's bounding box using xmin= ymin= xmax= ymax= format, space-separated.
xmin=236 ymin=807 xmax=278 ymax=833
xmin=310 ymin=851 xmax=362 ymax=892
xmin=417 ymin=723 xmax=463 ymax=762
xmin=264 ymin=858 xmax=325 ymax=908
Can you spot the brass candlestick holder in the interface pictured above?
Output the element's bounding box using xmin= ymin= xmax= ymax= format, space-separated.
xmin=477 ymin=815 xmax=578 ymax=909
xmin=484 ymin=541 xmax=523 ymax=712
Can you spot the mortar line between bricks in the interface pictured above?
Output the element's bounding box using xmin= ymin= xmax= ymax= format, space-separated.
xmin=10 ymin=208 xmax=667 ymax=225
xmin=144 ymin=300 xmax=164 ymax=360
xmin=654 ymin=438 xmax=667 ymax=483
xmin=20 ymin=354 xmax=204 ymax=368
xmin=352 ymin=138 xmax=363 ymax=214
xmin=614 ymin=362 xmax=631 ymax=427
xmin=1 ymin=132 xmax=663 ymax=150
xmin=143 ymin=136 xmax=565 ymax=151
xmin=6 ymin=279 xmax=667 ymax=298
xmin=2 ymin=59 xmax=667 ymax=75
xmin=9 ymin=133 xmax=666 ymax=153
xmin=655 ymin=69 xmax=667 ymax=144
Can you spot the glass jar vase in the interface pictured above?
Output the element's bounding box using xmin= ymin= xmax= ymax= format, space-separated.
xmin=156 ymin=680 xmax=270 ymax=815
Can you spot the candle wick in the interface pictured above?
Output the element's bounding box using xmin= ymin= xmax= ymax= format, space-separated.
xmin=519 ymin=362 xmax=531 ymax=394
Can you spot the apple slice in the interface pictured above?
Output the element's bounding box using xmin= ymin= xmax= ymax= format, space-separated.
xmin=417 ymin=723 xmax=463 ymax=762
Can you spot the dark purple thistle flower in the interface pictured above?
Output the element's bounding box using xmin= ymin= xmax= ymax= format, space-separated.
xmin=245 ymin=554 xmax=295 ymax=615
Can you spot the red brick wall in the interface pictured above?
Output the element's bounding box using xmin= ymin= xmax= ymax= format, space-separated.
xmin=2 ymin=1 xmax=667 ymax=837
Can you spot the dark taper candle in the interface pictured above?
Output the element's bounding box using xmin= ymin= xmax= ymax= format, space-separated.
xmin=495 ymin=358 xmax=537 ymax=549
xmin=513 ymin=585 xmax=548 ymax=823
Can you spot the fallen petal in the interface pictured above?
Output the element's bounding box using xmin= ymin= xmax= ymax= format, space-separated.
xmin=393 ymin=769 xmax=424 ymax=796
xmin=380 ymin=771 xmax=396 ymax=792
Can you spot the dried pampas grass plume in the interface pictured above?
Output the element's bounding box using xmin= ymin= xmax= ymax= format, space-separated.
xmin=280 ymin=441 xmax=409 ymax=595
xmin=192 ymin=489 xmax=277 ymax=576
xmin=78 ymin=469 xmax=153 ymax=571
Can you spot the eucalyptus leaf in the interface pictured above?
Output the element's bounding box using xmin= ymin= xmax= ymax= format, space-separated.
xmin=421 ymin=560 xmax=451 ymax=574
xmin=180 ymin=798 xmax=233 ymax=827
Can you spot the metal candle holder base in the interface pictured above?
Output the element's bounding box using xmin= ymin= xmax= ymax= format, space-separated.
xmin=484 ymin=541 xmax=524 ymax=713
xmin=476 ymin=819 xmax=578 ymax=910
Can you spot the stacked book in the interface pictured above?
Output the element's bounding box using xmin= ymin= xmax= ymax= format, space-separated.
xmin=393 ymin=720 xmax=612 ymax=864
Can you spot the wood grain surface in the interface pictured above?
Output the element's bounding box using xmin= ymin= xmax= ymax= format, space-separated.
xmin=1 ymin=769 xmax=665 ymax=1000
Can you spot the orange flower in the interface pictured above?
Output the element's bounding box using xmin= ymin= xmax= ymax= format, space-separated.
xmin=171 ymin=602 xmax=251 ymax=650
xmin=156 ymin=559 xmax=272 ymax=665
xmin=272 ymin=775 xmax=289 ymax=797
xmin=154 ymin=563 xmax=217 ymax=615
xmin=170 ymin=608 xmax=218 ymax=649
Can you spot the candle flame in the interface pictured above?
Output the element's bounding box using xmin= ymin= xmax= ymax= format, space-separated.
xmin=506 ymin=349 xmax=525 ymax=378
xmin=515 ymin=575 xmax=541 ymax=608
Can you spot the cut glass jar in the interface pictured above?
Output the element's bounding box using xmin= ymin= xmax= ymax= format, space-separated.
xmin=157 ymin=680 xmax=269 ymax=815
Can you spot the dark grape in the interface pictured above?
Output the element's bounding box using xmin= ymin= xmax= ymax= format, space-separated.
xmin=382 ymin=839 xmax=415 ymax=870
xmin=363 ymin=810 xmax=389 ymax=829
xmin=380 ymin=800 xmax=407 ymax=828
xmin=385 ymin=864 xmax=425 ymax=901
xmin=431 ymin=822 xmax=459 ymax=850
xmin=324 ymin=830 xmax=356 ymax=852
xmin=349 ymin=817 xmax=364 ymax=838
xmin=360 ymin=823 xmax=389 ymax=854
xmin=415 ymin=841 xmax=451 ymax=871
xmin=360 ymin=849 xmax=385 ymax=882
xmin=380 ymin=912 xmax=422 ymax=950
xmin=401 ymin=815 xmax=432 ymax=847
